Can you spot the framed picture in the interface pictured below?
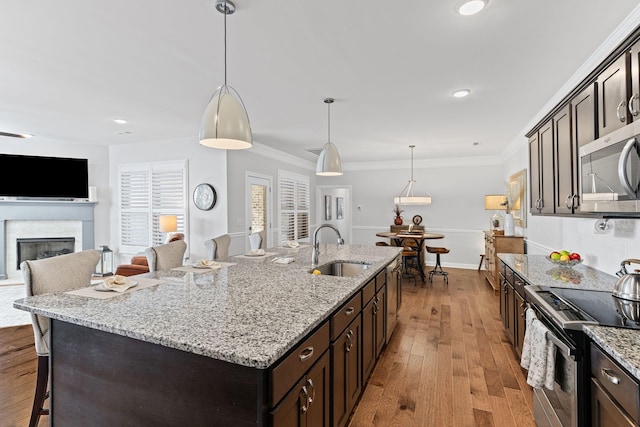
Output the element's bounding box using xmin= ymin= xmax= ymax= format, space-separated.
xmin=324 ymin=195 xmax=332 ymax=220
xmin=336 ymin=197 xmax=344 ymax=220
xmin=509 ymin=169 xmax=527 ymax=228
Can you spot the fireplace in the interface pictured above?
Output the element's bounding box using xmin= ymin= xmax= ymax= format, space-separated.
xmin=16 ymin=237 xmax=76 ymax=269
xmin=0 ymin=200 xmax=95 ymax=280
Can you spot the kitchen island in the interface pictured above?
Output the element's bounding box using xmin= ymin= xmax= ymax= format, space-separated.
xmin=14 ymin=243 xmax=402 ymax=426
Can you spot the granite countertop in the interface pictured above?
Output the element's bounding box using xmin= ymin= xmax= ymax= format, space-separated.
xmin=499 ymin=253 xmax=617 ymax=291
xmin=13 ymin=244 xmax=401 ymax=369
xmin=499 ymin=253 xmax=640 ymax=381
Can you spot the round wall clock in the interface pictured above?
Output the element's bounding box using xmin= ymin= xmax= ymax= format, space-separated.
xmin=193 ymin=183 xmax=217 ymax=211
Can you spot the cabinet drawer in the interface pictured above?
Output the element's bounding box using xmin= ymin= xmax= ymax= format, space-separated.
xmin=505 ymin=266 xmax=514 ymax=287
xmin=512 ymin=274 xmax=526 ymax=298
xmin=375 ymin=270 xmax=386 ymax=292
xmin=362 ymin=279 xmax=375 ymax=305
xmin=591 ymin=343 xmax=640 ymax=424
xmin=271 ymin=322 xmax=330 ymax=406
xmin=331 ymin=292 xmax=362 ymax=341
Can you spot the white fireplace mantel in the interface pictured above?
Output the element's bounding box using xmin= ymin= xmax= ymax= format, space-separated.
xmin=0 ymin=200 xmax=96 ymax=280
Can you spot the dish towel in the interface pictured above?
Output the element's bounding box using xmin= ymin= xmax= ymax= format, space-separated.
xmin=521 ymin=311 xmax=556 ymax=390
xmin=520 ymin=307 xmax=537 ymax=368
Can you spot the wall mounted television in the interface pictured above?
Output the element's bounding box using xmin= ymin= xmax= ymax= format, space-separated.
xmin=0 ymin=154 xmax=89 ymax=199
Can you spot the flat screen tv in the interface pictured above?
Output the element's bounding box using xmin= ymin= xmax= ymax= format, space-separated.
xmin=0 ymin=154 xmax=89 ymax=199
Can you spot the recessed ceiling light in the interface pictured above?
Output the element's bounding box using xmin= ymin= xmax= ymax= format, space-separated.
xmin=114 ymin=118 xmax=127 ymax=124
xmin=473 ymin=141 xmax=480 ymax=146
xmin=455 ymin=0 xmax=487 ymax=16
xmin=452 ymin=89 xmax=471 ymax=98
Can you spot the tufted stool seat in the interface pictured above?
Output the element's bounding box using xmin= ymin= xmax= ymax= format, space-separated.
xmin=426 ymin=246 xmax=449 ymax=284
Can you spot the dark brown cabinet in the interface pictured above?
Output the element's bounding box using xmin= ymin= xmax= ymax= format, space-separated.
xmin=597 ymin=53 xmax=631 ymax=137
xmin=530 ymin=119 xmax=555 ymax=214
xmin=630 ymin=40 xmax=640 ymax=120
xmin=272 ymin=350 xmax=331 ymax=427
xmin=499 ymin=261 xmax=527 ymax=357
xmin=331 ymin=316 xmax=362 ymax=427
xmin=362 ymin=282 xmax=386 ymax=382
xmin=554 ymin=105 xmax=576 ymax=213
xmin=590 ymin=342 xmax=639 ymax=427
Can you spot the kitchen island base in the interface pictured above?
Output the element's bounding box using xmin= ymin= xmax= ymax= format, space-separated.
xmin=51 ymin=320 xmax=268 ymax=427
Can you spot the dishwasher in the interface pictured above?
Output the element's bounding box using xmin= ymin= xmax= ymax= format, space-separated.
xmin=386 ymin=255 xmax=402 ymax=344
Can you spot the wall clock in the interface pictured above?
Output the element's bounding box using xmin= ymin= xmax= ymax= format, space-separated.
xmin=193 ymin=183 xmax=217 ymax=211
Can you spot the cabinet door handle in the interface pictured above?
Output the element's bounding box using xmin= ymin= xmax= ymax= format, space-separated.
xmin=306 ymin=378 xmax=315 ymax=406
xmin=565 ymin=194 xmax=573 ymax=209
xmin=299 ymin=385 xmax=309 ymax=414
xmin=299 ymin=346 xmax=314 ymax=362
xmin=601 ymin=367 xmax=621 ymax=385
xmin=629 ymin=93 xmax=640 ymax=117
xmin=346 ymin=330 xmax=354 ymax=352
xmin=345 ymin=307 xmax=355 ymax=316
xmin=617 ymin=99 xmax=627 ymax=122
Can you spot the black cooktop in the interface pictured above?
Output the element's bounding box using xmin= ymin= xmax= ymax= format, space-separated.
xmin=537 ymin=286 xmax=640 ymax=330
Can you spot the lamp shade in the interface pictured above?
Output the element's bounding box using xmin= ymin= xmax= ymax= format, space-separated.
xmin=394 ymin=195 xmax=432 ymax=205
xmin=199 ymin=87 xmax=252 ymax=149
xmin=316 ymin=142 xmax=343 ymax=176
xmin=484 ymin=194 xmax=507 ymax=210
xmin=159 ymin=215 xmax=178 ymax=233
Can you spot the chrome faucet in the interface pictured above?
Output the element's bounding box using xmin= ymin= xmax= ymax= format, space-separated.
xmin=311 ymin=224 xmax=344 ymax=267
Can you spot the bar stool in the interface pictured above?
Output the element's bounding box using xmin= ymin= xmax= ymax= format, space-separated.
xmin=426 ymin=246 xmax=449 ymax=284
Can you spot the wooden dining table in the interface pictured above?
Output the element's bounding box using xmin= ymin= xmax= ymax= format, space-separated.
xmin=375 ymin=231 xmax=445 ymax=282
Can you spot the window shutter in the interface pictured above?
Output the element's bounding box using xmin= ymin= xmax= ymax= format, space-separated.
xmin=278 ymin=171 xmax=310 ymax=242
xmin=119 ymin=160 xmax=188 ymax=254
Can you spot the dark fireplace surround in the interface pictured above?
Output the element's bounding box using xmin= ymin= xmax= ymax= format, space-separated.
xmin=0 ymin=200 xmax=95 ymax=280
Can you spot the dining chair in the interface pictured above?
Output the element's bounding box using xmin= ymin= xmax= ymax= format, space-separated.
xmin=145 ymin=239 xmax=187 ymax=271
xmin=204 ymin=234 xmax=231 ymax=260
xmin=21 ymin=249 xmax=100 ymax=427
xmin=401 ymin=238 xmax=422 ymax=284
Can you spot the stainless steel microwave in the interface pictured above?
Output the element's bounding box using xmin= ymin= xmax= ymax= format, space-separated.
xmin=579 ymin=122 xmax=640 ymax=214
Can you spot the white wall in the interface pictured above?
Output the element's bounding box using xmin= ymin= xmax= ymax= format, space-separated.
xmin=226 ymin=144 xmax=317 ymax=255
xmin=316 ymin=159 xmax=507 ymax=269
xmin=109 ymin=137 xmax=227 ymax=263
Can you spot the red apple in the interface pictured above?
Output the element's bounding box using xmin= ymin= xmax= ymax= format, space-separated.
xmin=569 ymin=253 xmax=581 ymax=260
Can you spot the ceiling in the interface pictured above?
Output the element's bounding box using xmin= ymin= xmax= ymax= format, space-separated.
xmin=1 ymin=1 xmax=639 ymax=165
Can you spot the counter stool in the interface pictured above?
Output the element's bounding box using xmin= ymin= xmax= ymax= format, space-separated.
xmin=426 ymin=246 xmax=449 ymax=284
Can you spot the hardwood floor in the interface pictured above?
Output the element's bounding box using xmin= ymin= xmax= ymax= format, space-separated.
xmin=349 ymin=267 xmax=536 ymax=427
xmin=0 ymin=324 xmax=48 ymax=427
xmin=1 ymin=268 xmax=533 ymax=427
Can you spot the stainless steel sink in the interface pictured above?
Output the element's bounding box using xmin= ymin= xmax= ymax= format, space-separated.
xmin=310 ymin=261 xmax=373 ymax=277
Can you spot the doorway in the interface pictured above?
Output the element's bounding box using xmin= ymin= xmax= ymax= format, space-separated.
xmin=246 ymin=173 xmax=272 ymax=252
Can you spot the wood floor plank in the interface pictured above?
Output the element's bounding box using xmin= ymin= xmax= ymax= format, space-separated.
xmin=349 ymin=268 xmax=535 ymax=427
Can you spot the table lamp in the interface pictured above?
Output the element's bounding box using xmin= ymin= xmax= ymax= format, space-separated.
xmin=159 ymin=215 xmax=178 ymax=244
xmin=484 ymin=195 xmax=507 ymax=235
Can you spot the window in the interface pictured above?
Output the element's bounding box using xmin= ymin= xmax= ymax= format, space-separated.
xmin=278 ymin=170 xmax=310 ymax=243
xmin=119 ymin=160 xmax=188 ymax=254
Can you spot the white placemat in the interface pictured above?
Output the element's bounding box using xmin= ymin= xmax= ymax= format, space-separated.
xmin=65 ymin=278 xmax=164 ymax=299
xmin=234 ymin=251 xmax=278 ymax=259
xmin=172 ymin=262 xmax=236 ymax=272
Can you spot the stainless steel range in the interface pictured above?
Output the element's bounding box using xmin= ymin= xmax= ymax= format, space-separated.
xmin=525 ymin=284 xmax=640 ymax=427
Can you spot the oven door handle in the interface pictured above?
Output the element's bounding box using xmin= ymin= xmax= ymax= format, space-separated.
xmin=546 ymin=331 xmax=576 ymax=360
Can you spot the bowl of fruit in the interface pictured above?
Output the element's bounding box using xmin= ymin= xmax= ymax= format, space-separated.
xmin=548 ymin=250 xmax=583 ymax=267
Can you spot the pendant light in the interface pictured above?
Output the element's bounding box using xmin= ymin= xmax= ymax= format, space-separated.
xmin=316 ymin=98 xmax=343 ymax=176
xmin=199 ymin=0 xmax=252 ymax=150
xmin=394 ymin=145 xmax=432 ymax=205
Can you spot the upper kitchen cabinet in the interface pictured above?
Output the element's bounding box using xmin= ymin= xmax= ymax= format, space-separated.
xmin=597 ymin=52 xmax=631 ymax=136
xmin=570 ymin=83 xmax=598 ymax=214
xmin=554 ymin=105 xmax=575 ymax=214
xmin=630 ymin=39 xmax=640 ymax=120
xmin=529 ymin=119 xmax=555 ymax=214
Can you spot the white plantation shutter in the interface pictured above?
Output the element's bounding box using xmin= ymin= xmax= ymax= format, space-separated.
xmin=119 ymin=160 xmax=188 ymax=254
xmin=278 ymin=171 xmax=310 ymax=242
